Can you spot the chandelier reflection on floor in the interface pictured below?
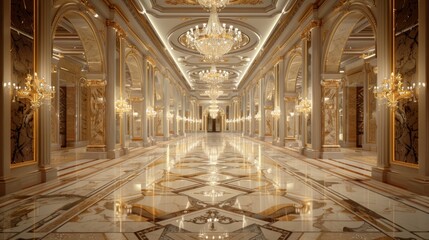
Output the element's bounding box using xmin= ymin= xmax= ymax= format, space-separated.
xmin=186 ymin=3 xmax=242 ymax=62
xmin=15 ymin=73 xmax=55 ymax=109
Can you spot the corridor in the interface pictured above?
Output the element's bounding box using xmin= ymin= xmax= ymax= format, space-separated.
xmin=1 ymin=134 xmax=429 ymax=240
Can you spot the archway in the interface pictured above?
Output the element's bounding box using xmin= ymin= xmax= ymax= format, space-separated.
xmin=50 ymin=6 xmax=105 ymax=165
xmin=323 ymin=7 xmax=377 ymax=159
xmin=284 ymin=52 xmax=303 ymax=148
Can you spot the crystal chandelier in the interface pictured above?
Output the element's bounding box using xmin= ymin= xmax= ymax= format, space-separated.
xmin=199 ymin=65 xmax=229 ymax=85
xmin=373 ymin=72 xmax=414 ymax=109
xmin=295 ymin=98 xmax=311 ymax=114
xmin=205 ymin=87 xmax=224 ymax=100
xmin=186 ymin=6 xmax=242 ymax=62
xmin=197 ymin=0 xmax=229 ymax=10
xmin=115 ymin=98 xmax=132 ymax=116
xmin=167 ymin=112 xmax=174 ymax=120
xmin=270 ymin=106 xmax=281 ymax=118
xmin=209 ymin=104 xmax=220 ymax=119
xmin=16 ymin=73 xmax=55 ymax=109
xmin=254 ymin=111 xmax=261 ymax=121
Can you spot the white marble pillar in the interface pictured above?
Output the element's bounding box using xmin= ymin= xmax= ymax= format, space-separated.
xmin=278 ymin=59 xmax=286 ymax=146
xmin=173 ymin=93 xmax=178 ymax=136
xmin=300 ymin=36 xmax=308 ymax=150
xmin=418 ymin=0 xmax=429 ymax=179
xmin=249 ymin=89 xmax=255 ymax=137
xmin=141 ymin=56 xmax=149 ymax=146
xmin=149 ymin=66 xmax=155 ymax=144
xmin=105 ymin=23 xmax=117 ymax=157
xmin=242 ymin=93 xmax=247 ymax=136
xmin=38 ymin=0 xmax=56 ymax=181
xmin=163 ymin=78 xmax=170 ymax=140
xmin=0 ymin=0 xmax=17 ymax=195
xmin=306 ymin=21 xmax=322 ymax=158
xmin=182 ymin=94 xmax=186 ymax=136
xmin=259 ymin=78 xmax=266 ymax=140
xmin=118 ymin=35 xmax=128 ymax=152
xmin=372 ymin=0 xmax=392 ymax=179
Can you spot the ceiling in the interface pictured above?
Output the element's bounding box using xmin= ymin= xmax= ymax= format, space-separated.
xmin=136 ymin=0 xmax=292 ymax=101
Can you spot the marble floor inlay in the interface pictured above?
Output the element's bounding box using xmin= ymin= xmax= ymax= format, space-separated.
xmin=1 ymin=133 xmax=429 ymax=240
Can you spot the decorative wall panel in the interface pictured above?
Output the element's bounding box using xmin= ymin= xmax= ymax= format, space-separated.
xmin=367 ymin=67 xmax=377 ymax=144
xmin=322 ymin=80 xmax=340 ymax=146
xmin=10 ymin=0 xmax=35 ymax=164
xmin=394 ymin=0 xmax=418 ymax=164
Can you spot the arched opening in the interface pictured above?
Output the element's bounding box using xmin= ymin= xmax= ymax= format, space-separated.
xmin=323 ymin=9 xmax=377 ymax=161
xmin=284 ymin=53 xmax=303 ymax=149
xmin=50 ymin=9 xmax=104 ymax=165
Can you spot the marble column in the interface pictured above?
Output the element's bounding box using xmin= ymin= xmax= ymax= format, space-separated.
xmin=0 ymin=0 xmax=17 ymax=195
xmin=372 ymin=0 xmax=391 ymax=180
xmin=278 ymin=59 xmax=286 ymax=146
xmin=418 ymin=0 xmax=429 ymax=180
xmin=38 ymin=0 xmax=56 ymax=181
xmin=249 ymin=89 xmax=255 ymax=137
xmin=173 ymin=92 xmax=178 ymax=136
xmin=305 ymin=21 xmax=323 ymax=158
xmin=300 ymin=36 xmax=309 ymax=151
xmin=104 ymin=23 xmax=116 ymax=157
xmin=182 ymin=94 xmax=186 ymax=136
xmin=163 ymin=78 xmax=170 ymax=140
xmin=141 ymin=56 xmax=149 ymax=146
xmin=259 ymin=78 xmax=266 ymax=140
xmin=242 ymin=93 xmax=247 ymax=136
xmin=118 ymin=35 xmax=128 ymax=153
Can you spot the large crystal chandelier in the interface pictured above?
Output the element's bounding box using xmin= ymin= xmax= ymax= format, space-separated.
xmin=199 ymin=65 xmax=229 ymax=84
xmin=373 ymin=72 xmax=414 ymax=109
xmin=295 ymin=98 xmax=311 ymax=115
xmin=209 ymin=105 xmax=220 ymax=119
xmin=115 ymin=98 xmax=132 ymax=116
xmin=186 ymin=5 xmax=242 ymax=62
xmin=197 ymin=0 xmax=229 ymax=9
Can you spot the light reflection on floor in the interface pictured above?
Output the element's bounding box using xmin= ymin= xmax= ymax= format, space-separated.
xmin=1 ymin=133 xmax=429 ymax=240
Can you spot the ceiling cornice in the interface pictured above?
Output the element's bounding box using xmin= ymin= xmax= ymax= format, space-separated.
xmin=238 ymin=0 xmax=306 ymax=90
xmin=108 ymin=0 xmax=192 ymax=91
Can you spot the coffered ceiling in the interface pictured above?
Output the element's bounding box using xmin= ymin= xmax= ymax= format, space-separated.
xmin=134 ymin=0 xmax=293 ymax=101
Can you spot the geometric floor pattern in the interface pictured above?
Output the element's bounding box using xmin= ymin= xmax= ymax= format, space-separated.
xmin=1 ymin=133 xmax=429 ymax=239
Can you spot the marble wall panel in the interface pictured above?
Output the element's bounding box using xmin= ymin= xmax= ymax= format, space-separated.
xmin=89 ymin=86 xmax=106 ymax=146
xmin=394 ymin=0 xmax=418 ymax=164
xmin=346 ymin=87 xmax=357 ymax=143
xmin=10 ymin=0 xmax=35 ymax=164
xmin=322 ymin=87 xmax=338 ymax=145
xmin=66 ymin=87 xmax=77 ymax=142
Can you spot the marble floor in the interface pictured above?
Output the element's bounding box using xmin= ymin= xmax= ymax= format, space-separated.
xmin=1 ymin=133 xmax=429 ymax=240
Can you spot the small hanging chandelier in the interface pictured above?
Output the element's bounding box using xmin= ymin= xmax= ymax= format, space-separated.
xmin=186 ymin=6 xmax=242 ymax=62
xmin=205 ymin=87 xmax=224 ymax=100
xmin=373 ymin=72 xmax=414 ymax=109
xmin=115 ymin=98 xmax=132 ymax=116
xmin=295 ymin=98 xmax=311 ymax=115
xmin=199 ymin=65 xmax=229 ymax=84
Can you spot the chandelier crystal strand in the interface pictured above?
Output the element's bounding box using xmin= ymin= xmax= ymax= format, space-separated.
xmin=197 ymin=0 xmax=229 ymax=10
xmin=186 ymin=5 xmax=242 ymax=62
xmin=199 ymin=65 xmax=229 ymax=84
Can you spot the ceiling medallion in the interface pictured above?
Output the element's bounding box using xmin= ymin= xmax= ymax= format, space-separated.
xmin=186 ymin=5 xmax=242 ymax=62
xmin=199 ymin=65 xmax=229 ymax=84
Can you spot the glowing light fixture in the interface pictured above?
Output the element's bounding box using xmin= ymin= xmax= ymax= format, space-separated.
xmin=15 ymin=73 xmax=55 ymax=109
xmin=199 ymin=65 xmax=229 ymax=85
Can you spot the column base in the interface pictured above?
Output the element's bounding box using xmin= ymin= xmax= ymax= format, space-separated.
xmin=303 ymin=147 xmax=343 ymax=159
xmin=258 ymin=136 xmax=265 ymax=141
xmin=129 ymin=141 xmax=143 ymax=147
xmin=39 ymin=167 xmax=57 ymax=182
xmin=371 ymin=167 xmax=389 ymax=182
xmin=163 ymin=136 xmax=170 ymax=141
xmin=0 ymin=176 xmax=20 ymax=196
xmin=371 ymin=167 xmax=429 ymax=196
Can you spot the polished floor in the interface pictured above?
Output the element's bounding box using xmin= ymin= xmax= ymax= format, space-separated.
xmin=1 ymin=134 xmax=429 ymax=240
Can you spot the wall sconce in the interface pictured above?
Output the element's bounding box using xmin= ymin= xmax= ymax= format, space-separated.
xmin=15 ymin=73 xmax=55 ymax=109
xmin=295 ymin=98 xmax=311 ymax=115
xmin=373 ymin=72 xmax=414 ymax=109
xmin=146 ymin=106 xmax=157 ymax=117
xmin=270 ymin=106 xmax=281 ymax=119
xmin=115 ymin=98 xmax=131 ymax=116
